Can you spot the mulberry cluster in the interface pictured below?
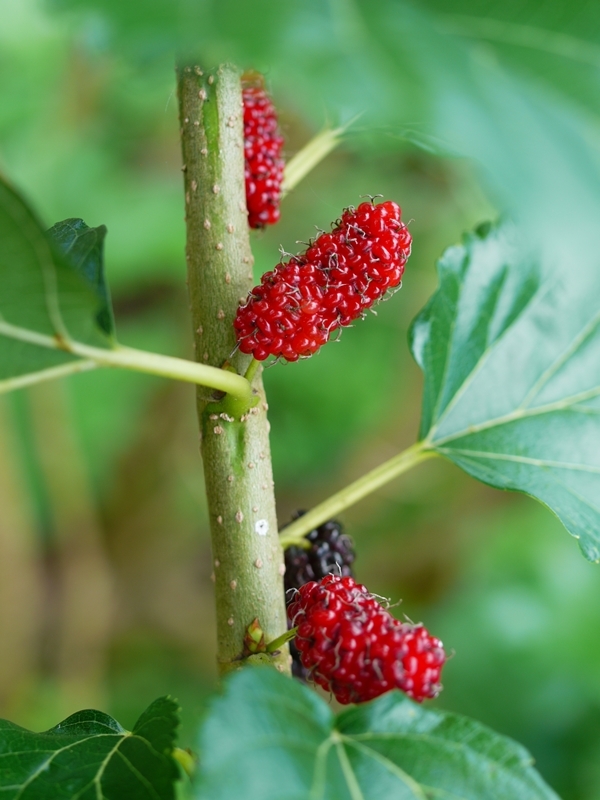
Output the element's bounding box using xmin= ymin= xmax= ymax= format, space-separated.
xmin=242 ymin=75 xmax=284 ymax=229
xmin=288 ymin=575 xmax=446 ymax=704
xmin=234 ymin=200 xmax=412 ymax=361
xmin=283 ymin=515 xmax=355 ymax=681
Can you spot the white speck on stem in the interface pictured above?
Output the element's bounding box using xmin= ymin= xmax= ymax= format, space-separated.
xmin=255 ymin=519 xmax=269 ymax=536
xmin=204 ymin=219 xmax=211 ymax=229
xmin=235 ymin=511 xmax=244 ymax=524
xmin=227 ymin=475 xmax=234 ymax=483
xmin=278 ymin=563 xmax=286 ymax=576
xmin=217 ymin=515 xmax=223 ymax=525
xmin=254 ymin=558 xmax=263 ymax=568
xmin=227 ymin=616 xmax=234 ymax=626
xmin=213 ymin=184 xmax=220 ymax=194
xmin=214 ymin=425 xmax=224 ymax=435
xmin=230 ymin=580 xmax=237 ymax=590
xmin=215 ymin=559 xmax=220 ymax=568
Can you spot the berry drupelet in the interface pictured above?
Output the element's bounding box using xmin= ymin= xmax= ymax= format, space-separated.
xmin=234 ymin=199 xmax=412 ymax=361
xmin=288 ymin=574 xmax=446 ymax=704
xmin=242 ymin=74 xmax=284 ymax=229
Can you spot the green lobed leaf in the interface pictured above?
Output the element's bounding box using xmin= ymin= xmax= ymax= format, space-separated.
xmin=411 ymin=221 xmax=600 ymax=562
xmin=0 ymin=175 xmax=114 ymax=387
xmin=194 ymin=667 xmax=558 ymax=800
xmin=0 ymin=696 xmax=180 ymax=800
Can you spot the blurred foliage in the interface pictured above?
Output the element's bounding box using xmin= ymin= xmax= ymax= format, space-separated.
xmin=0 ymin=1 xmax=599 ymax=799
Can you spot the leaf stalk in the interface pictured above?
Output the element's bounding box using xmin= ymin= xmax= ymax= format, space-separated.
xmin=279 ymin=442 xmax=437 ymax=546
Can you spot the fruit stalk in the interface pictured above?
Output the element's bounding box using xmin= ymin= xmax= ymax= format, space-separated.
xmin=177 ymin=62 xmax=289 ymax=674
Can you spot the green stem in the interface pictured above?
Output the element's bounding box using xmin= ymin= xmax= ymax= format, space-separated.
xmin=279 ymin=441 xmax=437 ymax=547
xmin=0 ymin=320 xmax=253 ymax=404
xmin=178 ymin=62 xmax=289 ymax=675
xmin=243 ymin=358 xmax=261 ymax=385
xmin=0 ymin=360 xmax=97 ymax=395
xmin=266 ymin=626 xmax=298 ymax=654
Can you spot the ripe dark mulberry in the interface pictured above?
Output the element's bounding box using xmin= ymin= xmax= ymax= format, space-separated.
xmin=284 ymin=514 xmax=355 ymax=593
xmin=288 ymin=574 xmax=446 ymax=704
xmin=242 ymin=74 xmax=284 ymax=229
xmin=234 ymin=200 xmax=412 ymax=361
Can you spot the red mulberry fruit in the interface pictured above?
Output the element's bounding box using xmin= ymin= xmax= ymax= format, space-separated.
xmin=288 ymin=574 xmax=445 ymax=704
xmin=234 ymin=200 xmax=412 ymax=361
xmin=242 ymin=73 xmax=284 ymax=229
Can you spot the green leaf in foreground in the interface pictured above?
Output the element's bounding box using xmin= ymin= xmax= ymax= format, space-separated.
xmin=0 ymin=696 xmax=180 ymax=800
xmin=195 ymin=668 xmax=558 ymax=800
xmin=411 ymin=221 xmax=600 ymax=562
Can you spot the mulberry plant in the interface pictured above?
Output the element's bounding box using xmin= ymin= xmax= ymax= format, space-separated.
xmin=0 ymin=39 xmax=597 ymax=800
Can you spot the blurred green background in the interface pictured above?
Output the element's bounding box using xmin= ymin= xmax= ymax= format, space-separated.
xmin=1 ymin=1 xmax=599 ymax=798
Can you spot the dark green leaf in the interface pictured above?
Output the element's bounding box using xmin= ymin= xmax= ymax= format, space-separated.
xmin=411 ymin=221 xmax=600 ymax=562
xmin=195 ymin=667 xmax=558 ymax=800
xmin=0 ymin=696 xmax=180 ymax=800
xmin=47 ymin=218 xmax=115 ymax=337
xmin=0 ymin=176 xmax=114 ymax=386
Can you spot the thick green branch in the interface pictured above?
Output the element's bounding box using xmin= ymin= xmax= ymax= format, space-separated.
xmin=178 ymin=62 xmax=289 ymax=675
xmin=279 ymin=442 xmax=437 ymax=547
